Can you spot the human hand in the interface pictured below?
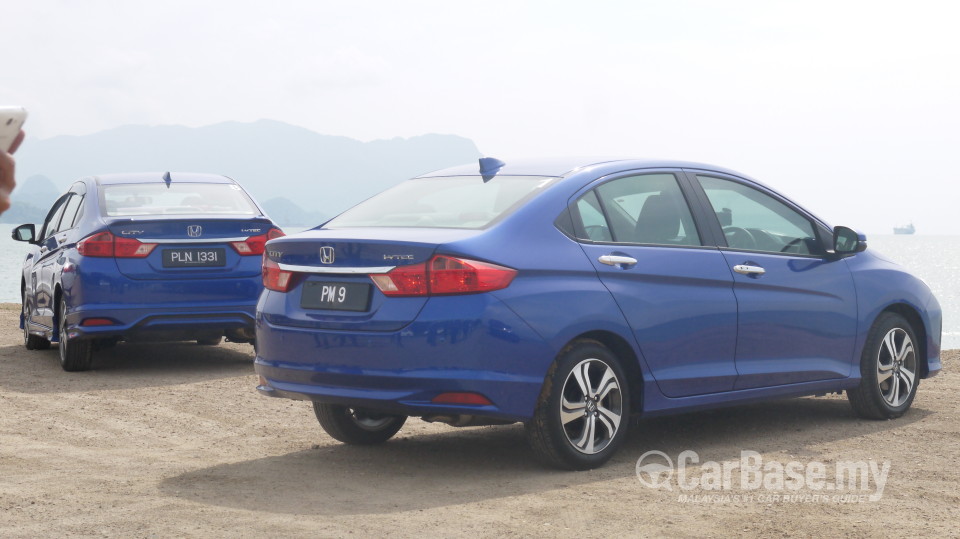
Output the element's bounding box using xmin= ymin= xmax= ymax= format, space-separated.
xmin=0 ymin=129 xmax=25 ymax=215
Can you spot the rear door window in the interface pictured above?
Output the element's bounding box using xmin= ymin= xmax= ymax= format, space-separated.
xmin=568 ymin=173 xmax=701 ymax=246
xmin=575 ymin=191 xmax=613 ymax=241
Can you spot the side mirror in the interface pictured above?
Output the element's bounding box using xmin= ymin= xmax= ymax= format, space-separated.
xmin=833 ymin=226 xmax=866 ymax=255
xmin=11 ymin=223 xmax=36 ymax=244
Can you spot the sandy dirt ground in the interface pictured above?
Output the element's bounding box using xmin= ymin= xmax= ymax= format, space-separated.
xmin=0 ymin=303 xmax=958 ymax=538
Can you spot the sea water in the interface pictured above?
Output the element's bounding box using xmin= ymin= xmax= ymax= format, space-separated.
xmin=1 ymin=232 xmax=957 ymax=348
xmin=868 ymin=235 xmax=960 ymax=350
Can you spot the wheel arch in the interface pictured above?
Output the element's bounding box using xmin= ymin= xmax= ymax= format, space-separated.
xmin=879 ymin=303 xmax=929 ymax=378
xmin=566 ymin=330 xmax=645 ymax=414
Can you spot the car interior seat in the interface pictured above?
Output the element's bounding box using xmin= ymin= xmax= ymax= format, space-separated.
xmin=634 ymin=193 xmax=681 ymax=244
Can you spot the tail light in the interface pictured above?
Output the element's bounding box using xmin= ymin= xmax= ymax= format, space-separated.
xmin=431 ymin=392 xmax=493 ymax=405
xmin=80 ymin=318 xmax=117 ymax=327
xmin=262 ymin=254 xmax=295 ymax=292
xmin=231 ymin=228 xmax=285 ymax=256
xmin=371 ymin=255 xmax=516 ymax=297
xmin=78 ymin=231 xmax=156 ymax=258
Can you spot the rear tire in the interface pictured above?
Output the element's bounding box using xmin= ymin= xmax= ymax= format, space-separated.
xmin=196 ymin=336 xmax=222 ymax=346
xmin=313 ymin=403 xmax=406 ymax=445
xmin=58 ymin=299 xmax=93 ymax=372
xmin=94 ymin=339 xmax=118 ymax=351
xmin=525 ymin=340 xmax=630 ymax=470
xmin=847 ymin=312 xmax=920 ymax=419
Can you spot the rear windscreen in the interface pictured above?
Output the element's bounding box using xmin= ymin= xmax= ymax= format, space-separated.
xmin=325 ymin=175 xmax=559 ymax=229
xmin=101 ymin=183 xmax=260 ymax=217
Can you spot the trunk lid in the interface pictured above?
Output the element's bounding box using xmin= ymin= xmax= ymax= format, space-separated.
xmin=262 ymin=227 xmax=483 ymax=331
xmin=107 ymin=217 xmax=277 ymax=280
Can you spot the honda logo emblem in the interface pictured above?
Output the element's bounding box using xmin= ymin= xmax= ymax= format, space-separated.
xmin=187 ymin=225 xmax=203 ymax=238
xmin=320 ymin=246 xmax=335 ymax=265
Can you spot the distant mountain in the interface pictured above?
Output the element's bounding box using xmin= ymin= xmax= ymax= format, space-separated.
xmin=1 ymin=199 xmax=47 ymax=224
xmin=13 ymin=174 xmax=60 ymax=202
xmin=7 ymin=120 xmax=482 ymax=226
xmin=3 ymin=175 xmax=60 ymax=224
xmin=261 ymin=197 xmax=328 ymax=228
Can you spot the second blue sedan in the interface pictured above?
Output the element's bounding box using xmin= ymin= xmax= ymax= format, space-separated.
xmin=254 ymin=158 xmax=941 ymax=469
xmin=14 ymin=172 xmax=283 ymax=371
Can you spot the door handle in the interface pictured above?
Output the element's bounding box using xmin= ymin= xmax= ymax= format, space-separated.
xmin=599 ymin=255 xmax=638 ymax=267
xmin=733 ymin=264 xmax=765 ymax=275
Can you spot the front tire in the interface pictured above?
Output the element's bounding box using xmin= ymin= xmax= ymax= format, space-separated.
xmin=313 ymin=403 xmax=406 ymax=445
xmin=847 ymin=312 xmax=920 ymax=419
xmin=58 ymin=298 xmax=93 ymax=372
xmin=526 ymin=340 xmax=630 ymax=470
xmin=23 ymin=301 xmax=51 ymax=351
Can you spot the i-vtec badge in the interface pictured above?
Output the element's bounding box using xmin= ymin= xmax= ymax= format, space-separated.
xmin=383 ymin=254 xmax=414 ymax=261
xmin=187 ymin=225 xmax=203 ymax=238
xmin=241 ymin=228 xmax=262 ymax=233
xmin=121 ymin=230 xmax=143 ymax=236
xmin=319 ymin=246 xmax=335 ymax=265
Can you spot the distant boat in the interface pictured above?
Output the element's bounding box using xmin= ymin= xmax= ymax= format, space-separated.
xmin=893 ymin=223 xmax=915 ymax=235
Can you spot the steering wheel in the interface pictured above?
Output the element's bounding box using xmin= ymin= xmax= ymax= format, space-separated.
xmin=780 ymin=237 xmax=807 ymax=254
xmin=723 ymin=226 xmax=757 ymax=250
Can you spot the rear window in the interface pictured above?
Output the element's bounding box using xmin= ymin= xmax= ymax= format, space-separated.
xmin=101 ymin=183 xmax=260 ymax=217
xmin=325 ymin=175 xmax=559 ymax=229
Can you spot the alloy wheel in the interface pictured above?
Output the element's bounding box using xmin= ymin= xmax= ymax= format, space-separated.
xmin=877 ymin=327 xmax=916 ymax=407
xmin=560 ymin=358 xmax=623 ymax=455
xmin=58 ymin=302 xmax=69 ymax=362
xmin=348 ymin=408 xmax=399 ymax=431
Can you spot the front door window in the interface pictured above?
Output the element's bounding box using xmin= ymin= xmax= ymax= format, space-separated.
xmin=697 ymin=176 xmax=820 ymax=255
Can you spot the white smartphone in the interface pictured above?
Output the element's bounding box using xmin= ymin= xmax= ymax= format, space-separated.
xmin=0 ymin=106 xmax=28 ymax=152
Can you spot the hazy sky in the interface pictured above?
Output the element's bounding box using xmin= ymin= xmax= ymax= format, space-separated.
xmin=3 ymin=1 xmax=958 ymax=234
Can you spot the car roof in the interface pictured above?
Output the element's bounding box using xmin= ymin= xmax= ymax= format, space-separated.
xmin=89 ymin=172 xmax=237 ymax=185
xmin=417 ymin=157 xmax=749 ymax=179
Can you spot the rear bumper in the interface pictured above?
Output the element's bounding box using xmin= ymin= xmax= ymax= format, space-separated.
xmin=61 ymin=263 xmax=262 ymax=342
xmin=254 ymin=293 xmax=555 ymax=422
xmin=64 ymin=304 xmax=257 ymax=342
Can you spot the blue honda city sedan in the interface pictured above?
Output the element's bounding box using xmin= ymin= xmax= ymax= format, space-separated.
xmin=254 ymin=158 xmax=941 ymax=469
xmin=13 ymin=172 xmax=283 ymax=371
